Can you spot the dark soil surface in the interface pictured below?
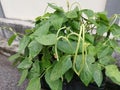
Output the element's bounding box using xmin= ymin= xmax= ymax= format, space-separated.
xmin=0 ymin=54 xmax=28 ymax=90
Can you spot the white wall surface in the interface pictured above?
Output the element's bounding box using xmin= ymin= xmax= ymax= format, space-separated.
xmin=1 ymin=0 xmax=107 ymax=20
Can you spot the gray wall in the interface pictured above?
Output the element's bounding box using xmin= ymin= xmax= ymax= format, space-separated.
xmin=105 ymin=0 xmax=120 ymax=17
xmin=0 ymin=1 xmax=5 ymax=18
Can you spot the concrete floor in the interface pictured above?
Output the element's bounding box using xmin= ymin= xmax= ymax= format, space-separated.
xmin=0 ymin=54 xmax=28 ymax=90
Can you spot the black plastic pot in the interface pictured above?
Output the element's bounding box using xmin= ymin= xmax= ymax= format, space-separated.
xmin=41 ymin=76 xmax=105 ymax=90
xmin=63 ymin=78 xmax=105 ymax=90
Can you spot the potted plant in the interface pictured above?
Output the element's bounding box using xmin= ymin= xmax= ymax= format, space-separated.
xmin=8 ymin=3 xmax=120 ymax=90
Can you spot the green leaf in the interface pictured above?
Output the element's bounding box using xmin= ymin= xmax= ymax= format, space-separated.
xmin=80 ymin=63 xmax=92 ymax=86
xmin=28 ymin=40 xmax=43 ymax=58
xmin=50 ymin=55 xmax=72 ymax=80
xmin=45 ymin=68 xmax=62 ymax=90
xmin=17 ymin=57 xmax=33 ymax=69
xmin=8 ymin=53 xmax=20 ymax=61
xmin=111 ymin=24 xmax=120 ymax=37
xmin=97 ymin=24 xmax=108 ymax=35
xmin=57 ymin=40 xmax=77 ymax=54
xmin=18 ymin=36 xmax=30 ymax=52
xmin=18 ymin=69 xmax=28 ymax=86
xmin=26 ymin=77 xmax=41 ymax=90
xmin=82 ymin=9 xmax=94 ymax=18
xmin=105 ymin=65 xmax=120 ymax=85
xmin=88 ymin=45 xmax=96 ymax=56
xmin=50 ymin=14 xmax=64 ymax=30
xmin=66 ymin=10 xmax=78 ymax=18
xmin=97 ymin=12 xmax=108 ymax=21
xmin=28 ymin=60 xmax=40 ymax=79
xmin=99 ymin=56 xmax=116 ymax=65
xmin=35 ymin=34 xmax=57 ymax=45
xmin=85 ymin=33 xmax=94 ymax=44
xmin=97 ymin=46 xmax=113 ymax=59
xmin=31 ymin=22 xmax=51 ymax=37
xmin=48 ymin=3 xmax=63 ymax=12
xmin=65 ymin=69 xmax=74 ymax=83
xmin=8 ymin=34 xmax=17 ymax=45
xmin=92 ymin=63 xmax=103 ymax=87
xmin=75 ymin=55 xmax=82 ymax=72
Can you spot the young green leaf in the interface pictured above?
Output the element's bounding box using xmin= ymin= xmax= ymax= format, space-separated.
xmin=35 ymin=34 xmax=57 ymax=45
xmin=17 ymin=57 xmax=33 ymax=69
xmin=18 ymin=69 xmax=28 ymax=86
xmin=8 ymin=34 xmax=17 ymax=46
xmin=45 ymin=69 xmax=62 ymax=90
xmin=18 ymin=36 xmax=30 ymax=52
xmin=26 ymin=77 xmax=41 ymax=90
xmin=28 ymin=40 xmax=43 ymax=58
xmin=105 ymin=65 xmax=120 ymax=85
xmin=50 ymin=55 xmax=72 ymax=81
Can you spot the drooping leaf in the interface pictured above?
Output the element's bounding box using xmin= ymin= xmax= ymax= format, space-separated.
xmin=28 ymin=40 xmax=43 ymax=58
xmin=105 ymin=65 xmax=120 ymax=85
xmin=26 ymin=77 xmax=41 ymax=90
xmin=65 ymin=69 xmax=74 ymax=83
xmin=92 ymin=63 xmax=103 ymax=87
xmin=50 ymin=55 xmax=72 ymax=80
xmin=48 ymin=3 xmax=63 ymax=12
xmin=57 ymin=40 xmax=77 ymax=54
xmin=8 ymin=53 xmax=20 ymax=61
xmin=35 ymin=34 xmax=57 ymax=45
xmin=99 ymin=56 xmax=116 ymax=65
xmin=45 ymin=68 xmax=62 ymax=90
xmin=18 ymin=36 xmax=30 ymax=52
xmin=28 ymin=60 xmax=40 ymax=79
xmin=80 ymin=63 xmax=92 ymax=86
xmin=18 ymin=69 xmax=28 ymax=86
xmin=17 ymin=57 xmax=33 ymax=69
xmin=8 ymin=34 xmax=17 ymax=45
